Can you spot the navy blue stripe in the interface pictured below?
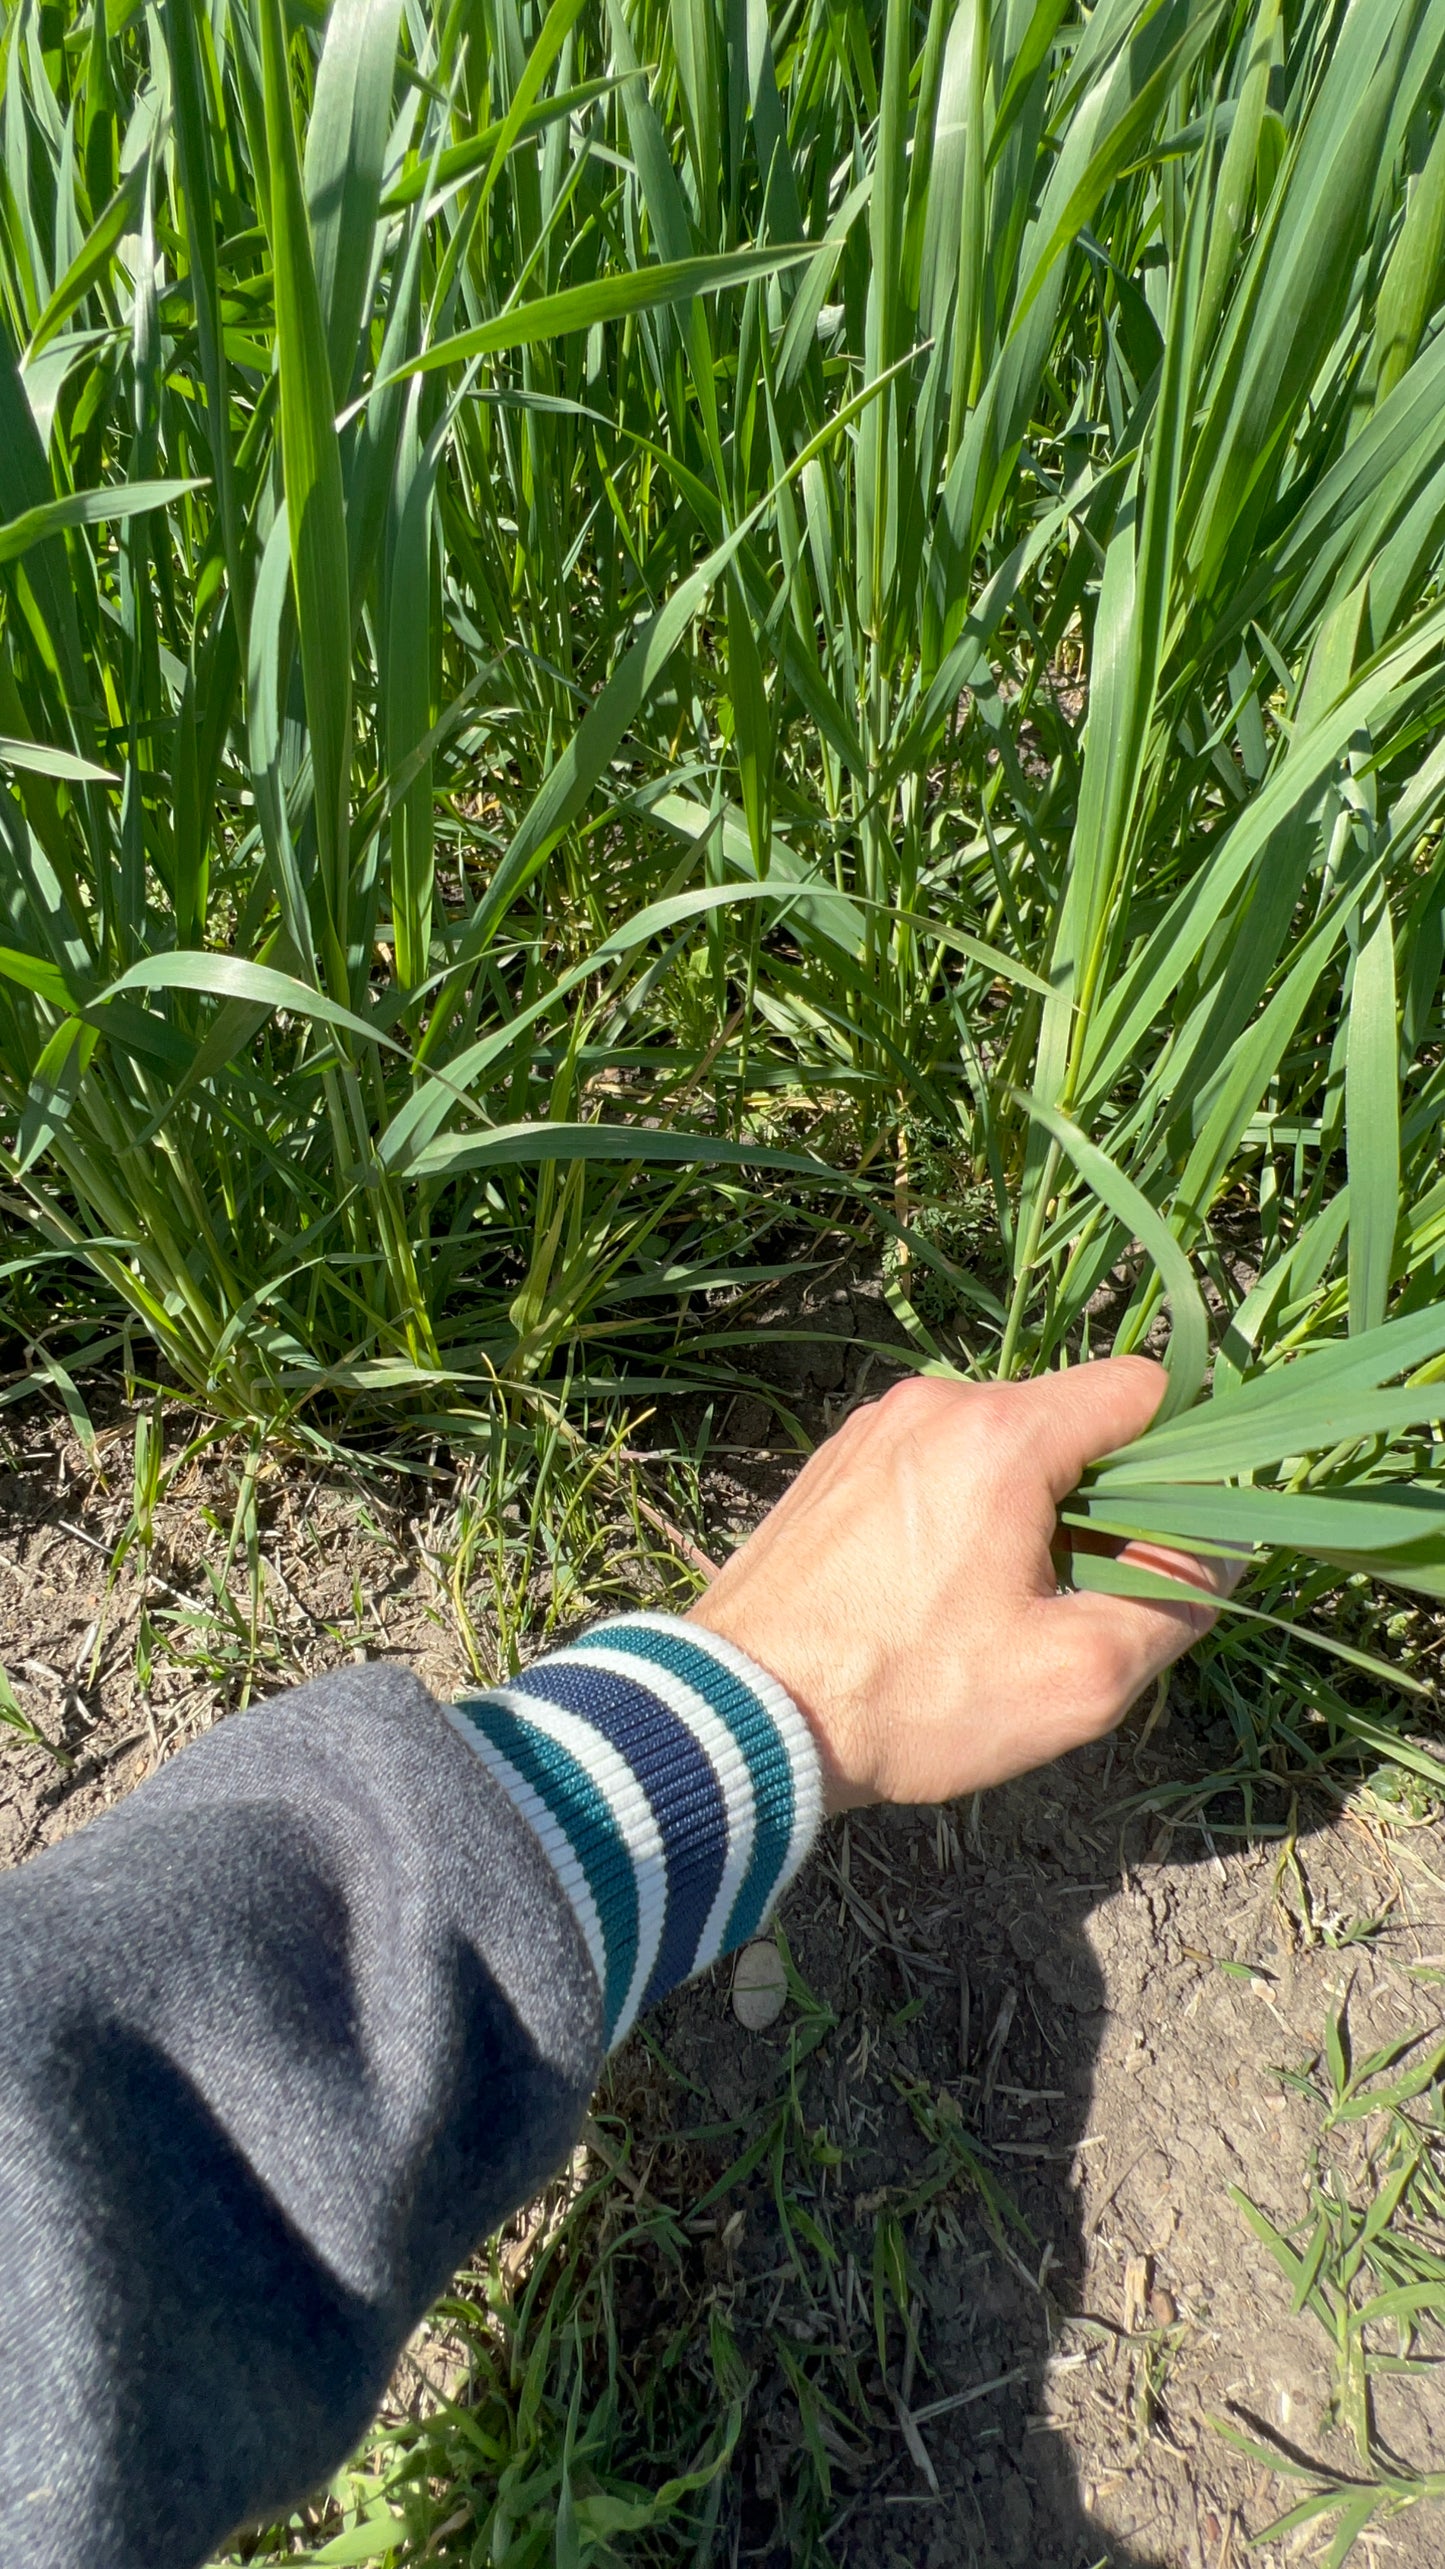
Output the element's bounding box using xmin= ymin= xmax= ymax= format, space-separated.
xmin=510 ymin=1662 xmax=728 ymax=2008
xmin=578 ymin=1627 xmax=794 ymax=1949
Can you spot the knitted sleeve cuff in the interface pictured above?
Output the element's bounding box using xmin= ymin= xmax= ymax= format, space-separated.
xmin=446 ymin=1613 xmax=824 ymax=2048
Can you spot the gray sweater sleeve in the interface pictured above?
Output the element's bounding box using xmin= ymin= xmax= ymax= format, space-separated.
xmin=0 ymin=1619 xmax=822 ymax=2569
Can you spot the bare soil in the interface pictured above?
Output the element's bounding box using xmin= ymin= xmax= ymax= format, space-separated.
xmin=2 ymin=1300 xmax=1444 ymax=2569
xmin=639 ymin=1754 xmax=1445 ymax=2569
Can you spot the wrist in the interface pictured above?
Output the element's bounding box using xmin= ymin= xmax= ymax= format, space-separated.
xmin=450 ymin=1612 xmax=826 ymax=2043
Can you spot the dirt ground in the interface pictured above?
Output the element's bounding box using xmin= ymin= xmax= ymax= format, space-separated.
xmin=641 ymin=1755 xmax=1445 ymax=2569
xmin=3 ymin=1296 xmax=1445 ymax=2568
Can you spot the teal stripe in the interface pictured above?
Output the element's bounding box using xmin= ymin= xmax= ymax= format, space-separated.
xmin=454 ymin=1697 xmax=639 ymax=2042
xmin=564 ymin=1625 xmax=793 ymax=1952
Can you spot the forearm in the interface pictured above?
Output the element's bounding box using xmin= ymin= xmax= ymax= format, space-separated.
xmin=0 ymin=1621 xmax=821 ymax=2569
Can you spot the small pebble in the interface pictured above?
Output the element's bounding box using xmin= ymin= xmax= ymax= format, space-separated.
xmin=731 ymin=1938 xmax=787 ymax=2029
xmin=1148 ymin=2286 xmax=1179 ymax=2328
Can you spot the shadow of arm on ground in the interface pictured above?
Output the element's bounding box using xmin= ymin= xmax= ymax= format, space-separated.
xmin=630 ymin=1721 xmax=1445 ymax=2569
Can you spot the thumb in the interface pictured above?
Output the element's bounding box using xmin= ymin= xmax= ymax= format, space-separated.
xmin=1021 ymin=1355 xmax=1171 ymax=1504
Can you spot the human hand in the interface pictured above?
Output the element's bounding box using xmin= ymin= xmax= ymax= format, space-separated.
xmin=687 ymin=1359 xmax=1233 ymax=1813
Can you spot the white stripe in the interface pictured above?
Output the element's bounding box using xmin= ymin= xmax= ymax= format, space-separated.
xmin=615 ymin=1613 xmax=825 ymax=1900
xmin=561 ymin=1642 xmax=757 ymax=1973
xmin=443 ymin=1705 xmax=606 ymax=1993
xmin=486 ymin=1686 xmax=666 ymax=2044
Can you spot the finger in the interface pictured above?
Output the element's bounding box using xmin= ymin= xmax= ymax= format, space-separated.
xmin=1026 ymin=1578 xmax=1214 ymax=1736
xmin=1018 ymin=1356 xmax=1170 ymax=1503
xmin=1119 ymin=1536 xmax=1249 ymax=1602
xmin=1050 ymin=1532 xmax=1246 ymax=1623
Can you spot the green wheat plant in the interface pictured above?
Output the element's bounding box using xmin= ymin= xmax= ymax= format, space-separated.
xmin=3 ymin=0 xmax=1445 ymax=1626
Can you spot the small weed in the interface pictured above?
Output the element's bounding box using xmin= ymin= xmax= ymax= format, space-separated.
xmin=428 ymin=1398 xmax=700 ymax=1683
xmin=0 ymin=1660 xmax=68 ymax=1768
xmin=1214 ymin=1986 xmax=1445 ymax=2563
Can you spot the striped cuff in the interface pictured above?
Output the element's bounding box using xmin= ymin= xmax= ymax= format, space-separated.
xmin=446 ymin=1613 xmax=824 ymax=2048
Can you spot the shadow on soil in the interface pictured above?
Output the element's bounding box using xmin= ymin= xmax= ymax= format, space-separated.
xmin=645 ymin=1752 xmax=1196 ymax=2569
xmin=650 ymin=1294 xmax=1222 ymax=2564
xmin=643 ymin=1725 xmax=1445 ymax=2569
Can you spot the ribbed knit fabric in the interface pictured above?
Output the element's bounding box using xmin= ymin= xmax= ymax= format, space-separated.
xmin=447 ymin=1614 xmax=824 ymax=2045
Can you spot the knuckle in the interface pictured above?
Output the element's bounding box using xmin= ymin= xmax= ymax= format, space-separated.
xmin=881 ymin=1375 xmax=938 ymax=1416
xmin=979 ymin=1377 xmax=1033 ymax=1425
xmin=878 ymin=1376 xmax=954 ymax=1435
xmin=966 ymin=1382 xmax=1037 ymax=1464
